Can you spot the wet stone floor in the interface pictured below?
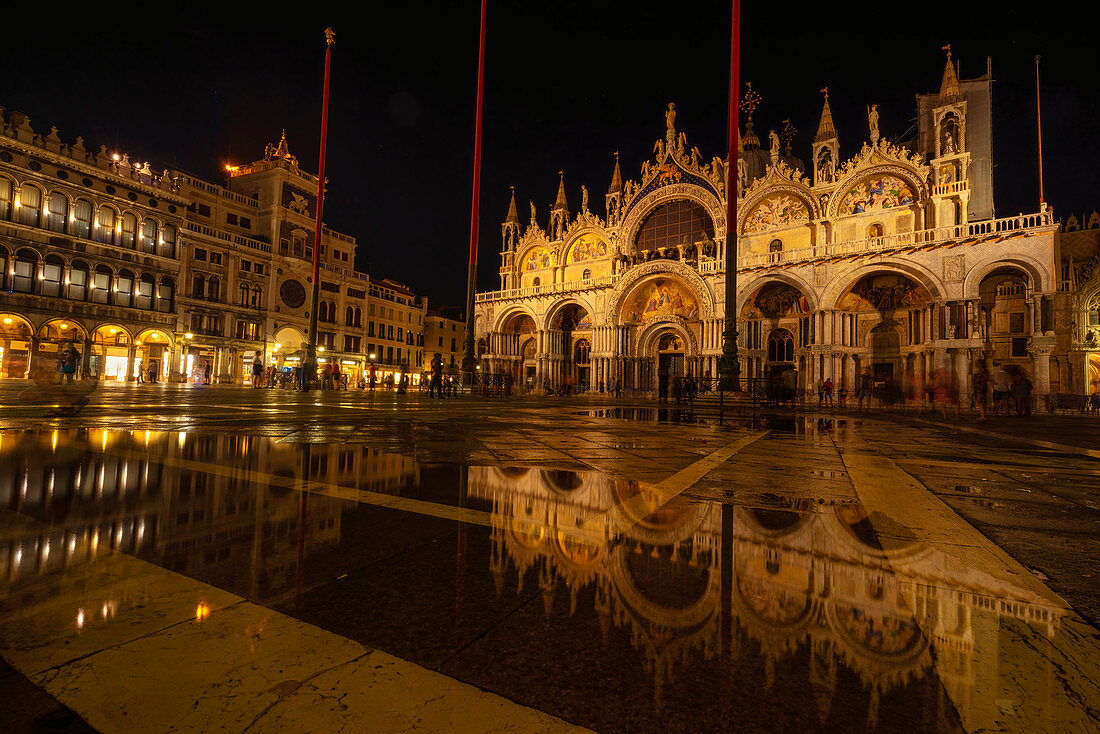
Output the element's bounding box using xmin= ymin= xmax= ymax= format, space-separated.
xmin=0 ymin=385 xmax=1099 ymax=733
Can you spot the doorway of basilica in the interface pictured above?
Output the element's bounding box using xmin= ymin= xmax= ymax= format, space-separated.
xmin=766 ymin=328 xmax=795 ymax=378
xmin=656 ymin=333 xmax=685 ymax=386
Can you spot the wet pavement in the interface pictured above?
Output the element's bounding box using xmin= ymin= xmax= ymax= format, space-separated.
xmin=1 ymin=382 xmax=1099 ymax=733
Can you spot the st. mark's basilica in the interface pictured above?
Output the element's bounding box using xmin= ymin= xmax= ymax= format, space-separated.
xmin=474 ymin=52 xmax=1100 ymax=406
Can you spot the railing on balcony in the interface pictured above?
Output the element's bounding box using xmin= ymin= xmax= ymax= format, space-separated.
xmin=475 ymin=211 xmax=1055 ymax=302
xmin=737 ymin=211 xmax=1055 ymax=270
xmin=933 ymin=179 xmax=970 ymax=196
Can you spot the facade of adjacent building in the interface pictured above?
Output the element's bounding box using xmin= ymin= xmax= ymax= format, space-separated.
xmin=474 ymin=53 xmax=1087 ymax=406
xmin=422 ymin=306 xmax=467 ymax=373
xmin=0 ymin=113 xmax=425 ymax=385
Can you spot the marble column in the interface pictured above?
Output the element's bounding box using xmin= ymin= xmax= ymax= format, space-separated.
xmin=1029 ymin=342 xmax=1054 ymax=411
xmin=126 ymin=344 xmax=138 ymax=382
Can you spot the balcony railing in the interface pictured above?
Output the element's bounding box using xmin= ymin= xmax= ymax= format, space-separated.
xmin=475 ymin=211 xmax=1055 ymax=303
xmin=933 ymin=179 xmax=970 ymax=196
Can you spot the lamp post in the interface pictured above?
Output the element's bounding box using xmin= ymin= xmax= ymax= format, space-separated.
xmin=304 ymin=27 xmax=335 ymax=393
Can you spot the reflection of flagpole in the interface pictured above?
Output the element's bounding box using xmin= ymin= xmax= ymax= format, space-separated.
xmin=462 ymin=0 xmax=487 ymax=386
xmin=1034 ymin=55 xmax=1045 ymax=209
xmin=719 ymin=0 xmax=741 ymax=391
xmin=304 ymin=27 xmax=336 ymax=393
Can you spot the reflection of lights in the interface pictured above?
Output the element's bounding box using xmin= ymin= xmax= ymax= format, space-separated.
xmin=76 ymin=608 xmax=85 ymax=629
xmin=101 ymin=603 xmax=109 ymax=619
xmin=14 ymin=547 xmax=22 ymax=566
xmin=195 ymin=601 xmax=211 ymax=623
xmin=91 ymin=531 xmax=99 ymax=554
xmin=51 ymin=431 xmax=58 ymax=452
xmin=137 ymin=520 xmax=145 ymax=542
xmin=178 ymin=432 xmax=186 ymax=449
xmin=69 ymin=535 xmax=77 ymax=554
xmin=42 ymin=539 xmax=50 ymax=562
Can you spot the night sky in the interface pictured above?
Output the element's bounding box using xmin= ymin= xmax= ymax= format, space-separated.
xmin=4 ymin=3 xmax=1096 ymax=307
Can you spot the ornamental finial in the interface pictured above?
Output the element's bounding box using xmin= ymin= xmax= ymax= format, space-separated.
xmin=325 ymin=27 xmax=335 ymax=46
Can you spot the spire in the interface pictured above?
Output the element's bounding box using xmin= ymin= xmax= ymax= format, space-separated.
xmin=939 ymin=45 xmax=960 ymax=103
xmin=505 ymin=186 xmax=519 ymax=223
xmin=608 ymin=152 xmax=622 ymax=194
xmin=815 ymin=87 xmax=837 ymax=142
xmin=553 ymin=170 xmax=568 ymax=210
xmin=275 ymin=129 xmax=290 ymax=158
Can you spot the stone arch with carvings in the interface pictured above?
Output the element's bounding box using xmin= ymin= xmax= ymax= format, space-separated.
xmin=619 ymin=183 xmax=725 ymax=255
xmin=606 ymin=260 xmax=716 ymax=327
xmin=827 ymin=161 xmax=928 ymax=220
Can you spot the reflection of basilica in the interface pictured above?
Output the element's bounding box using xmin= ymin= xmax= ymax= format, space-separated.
xmin=469 ymin=466 xmax=1075 ymax=730
xmin=476 ymin=53 xmax=1079 ymax=404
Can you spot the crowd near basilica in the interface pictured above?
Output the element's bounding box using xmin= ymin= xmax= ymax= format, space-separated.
xmin=474 ymin=51 xmax=1100 ymax=408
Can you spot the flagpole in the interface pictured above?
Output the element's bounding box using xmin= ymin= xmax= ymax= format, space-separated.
xmin=1035 ymin=55 xmax=1045 ymax=209
xmin=462 ymin=0 xmax=487 ymax=389
xmin=719 ymin=0 xmax=741 ymax=392
xmin=304 ymin=27 xmax=335 ymax=393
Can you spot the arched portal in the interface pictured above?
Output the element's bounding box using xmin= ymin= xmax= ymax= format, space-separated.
xmin=0 ymin=313 xmax=34 ymax=378
xmin=134 ymin=328 xmax=172 ymax=383
xmin=837 ymin=272 xmax=931 ymax=385
xmin=977 ymin=266 xmax=1032 ymax=365
xmin=273 ymin=326 xmax=308 ymax=373
xmin=549 ymin=303 xmax=592 ymax=390
xmin=499 ymin=312 xmax=537 ymax=390
xmin=741 ymin=281 xmax=811 ymax=380
xmin=90 ymin=324 xmax=134 ymax=381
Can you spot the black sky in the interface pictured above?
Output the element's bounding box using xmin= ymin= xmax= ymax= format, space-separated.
xmin=4 ymin=2 xmax=1096 ymax=307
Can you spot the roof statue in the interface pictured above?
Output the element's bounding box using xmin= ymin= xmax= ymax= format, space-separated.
xmin=529 ymin=200 xmax=538 ymax=226
xmin=505 ymin=186 xmax=519 ymax=223
xmin=939 ymin=45 xmax=961 ymax=103
xmin=580 ymin=184 xmax=589 ymax=214
xmin=264 ymin=130 xmax=299 ymax=167
xmin=867 ymin=104 xmax=880 ymax=146
xmin=769 ymin=130 xmax=780 ymax=166
xmin=665 ymin=102 xmax=677 ymax=149
xmin=815 ymin=87 xmax=837 ymax=142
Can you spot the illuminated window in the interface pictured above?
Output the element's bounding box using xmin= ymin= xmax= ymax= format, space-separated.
xmin=162 ymin=225 xmax=177 ymax=257
xmin=41 ymin=255 xmax=63 ymax=297
xmin=18 ymin=186 xmax=42 ymax=227
xmin=69 ymin=261 xmax=89 ymax=300
xmin=141 ymin=219 xmax=158 ymax=253
xmin=95 ymin=207 xmax=115 ymax=244
xmin=46 ymin=192 xmax=68 ymax=233
xmin=634 ymin=199 xmax=714 ymax=253
xmin=116 ymin=270 xmax=134 ymax=307
xmin=121 ymin=213 xmax=137 ymax=247
xmin=91 ymin=265 xmax=111 ymax=304
xmin=0 ymin=178 xmax=11 ymax=220
xmin=73 ymin=199 xmax=92 ymax=239
xmin=12 ymin=249 xmax=36 ymax=292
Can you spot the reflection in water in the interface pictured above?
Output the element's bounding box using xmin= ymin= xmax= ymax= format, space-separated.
xmin=469 ymin=466 xmax=1083 ymax=730
xmin=0 ymin=430 xmax=1094 ymax=732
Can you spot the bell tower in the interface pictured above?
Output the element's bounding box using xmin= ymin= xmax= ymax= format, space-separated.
xmin=812 ymin=87 xmax=839 ymax=188
xmin=605 ymin=152 xmax=623 ymax=225
xmin=930 ymin=46 xmax=971 ymax=226
xmin=500 ymin=187 xmax=520 ymax=289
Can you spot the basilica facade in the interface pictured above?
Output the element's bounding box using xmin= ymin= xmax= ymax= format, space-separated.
xmin=474 ymin=53 xmax=1074 ymax=405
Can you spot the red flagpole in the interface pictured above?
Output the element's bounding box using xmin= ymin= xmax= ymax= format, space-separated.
xmin=305 ymin=27 xmax=335 ymax=393
xmin=1035 ymin=55 xmax=1045 ymax=208
xmin=462 ymin=0 xmax=487 ymax=382
xmin=719 ymin=0 xmax=741 ymax=391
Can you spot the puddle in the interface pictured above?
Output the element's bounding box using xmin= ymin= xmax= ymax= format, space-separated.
xmin=1 ymin=429 xmax=1094 ymax=733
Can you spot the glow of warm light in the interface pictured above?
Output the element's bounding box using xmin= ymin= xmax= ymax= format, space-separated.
xmin=151 ymin=332 xmax=159 ymax=339
xmin=51 ymin=431 xmax=58 ymax=452
xmin=318 ymin=346 xmax=325 ymax=352
xmin=184 ymin=333 xmax=193 ymax=339
xmin=178 ymin=432 xmax=186 ymax=449
xmin=76 ymin=608 xmax=85 ymax=629
xmin=195 ymin=601 xmax=211 ymax=623
xmin=101 ymin=602 xmax=109 ymax=619
xmin=60 ymin=323 xmax=68 ymax=329
xmin=109 ymin=328 xmax=117 ymax=334
xmin=112 ymin=153 xmax=120 ymax=161
xmin=3 ymin=318 xmax=11 ymax=324
xmin=369 ymin=353 xmax=376 ymax=359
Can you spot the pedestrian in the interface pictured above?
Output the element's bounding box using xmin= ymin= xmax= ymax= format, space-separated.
xmin=60 ymin=346 xmax=78 ymax=385
xmin=614 ymin=377 xmax=622 ymax=398
xmin=991 ymin=364 xmax=1012 ymax=415
xmin=932 ymin=366 xmax=960 ymax=420
xmin=147 ymin=361 xmax=157 ymax=383
xmin=856 ymin=370 xmax=873 ymax=411
xmin=1011 ymin=368 xmax=1033 ymax=417
xmin=204 ymin=361 xmax=212 ymax=385
xmin=670 ymin=373 xmax=682 ymax=404
xmin=823 ymin=377 xmax=834 ymax=407
xmin=430 ymin=354 xmax=443 ymax=398
xmin=369 ymin=364 xmax=377 ymax=391
xmin=251 ymin=359 xmax=263 ymax=388
xmin=972 ymin=359 xmax=990 ymax=420
xmin=838 ymin=386 xmax=848 ymax=408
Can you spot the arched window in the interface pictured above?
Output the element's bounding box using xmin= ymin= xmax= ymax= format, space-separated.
xmin=46 ymin=192 xmax=68 ymax=233
xmin=767 ymin=329 xmax=794 ymax=363
xmin=532 ymin=277 xmax=541 ymax=287
xmin=18 ymin=185 xmax=42 ymax=227
xmin=207 ymin=276 xmax=220 ymax=302
xmin=157 ymin=277 xmax=174 ymax=312
xmin=354 ymin=307 xmax=362 ymax=326
xmin=161 ymin=224 xmax=177 ymax=257
xmin=574 ymin=338 xmax=591 ymax=366
xmin=345 ymin=306 xmax=354 ymax=325
xmin=141 ymin=218 xmax=158 ymax=253
xmin=12 ymin=249 xmax=37 ymax=293
xmin=192 ymin=273 xmax=205 ymax=299
xmin=116 ymin=269 xmax=134 ymax=307
xmin=91 ymin=265 xmax=112 ymax=304
xmin=318 ymin=301 xmax=328 ymax=322
xmin=996 ymin=279 xmax=1026 ymax=297
xmin=73 ymin=199 xmax=92 ymax=239
xmin=634 ymin=199 xmax=715 ymax=253
xmin=867 ymin=223 xmax=884 ymax=239
xmin=582 ymin=268 xmax=592 ymax=280
xmin=768 ymin=239 xmax=783 ymax=263
xmin=41 ymin=255 xmax=64 ymax=297
xmin=239 ymin=284 xmax=249 ymax=305
xmin=250 ymin=286 xmax=262 ymax=308
xmin=120 ymin=213 xmax=137 ymax=248
xmin=95 ymin=206 xmax=116 ymax=244
xmin=0 ymin=246 xmax=7 ymax=290
xmin=0 ymin=178 xmax=12 ymax=220
xmin=69 ymin=260 xmax=89 ymax=300
xmin=135 ymin=275 xmax=155 ymax=310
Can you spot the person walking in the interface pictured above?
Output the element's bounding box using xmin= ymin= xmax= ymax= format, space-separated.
xmin=1012 ymin=368 xmax=1034 ymax=417
xmin=857 ymin=370 xmax=873 ymax=412
xmin=991 ymin=364 xmax=1013 ymax=415
xmin=823 ymin=377 xmax=834 ymax=407
xmin=429 ymin=354 xmax=443 ymax=398
xmin=972 ymin=359 xmax=990 ymax=420
xmin=203 ymin=361 xmax=212 ymax=385
xmin=933 ymin=366 xmax=960 ymax=420
xmin=251 ymin=359 xmax=263 ymax=388
xmin=60 ymin=346 xmax=79 ymax=385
